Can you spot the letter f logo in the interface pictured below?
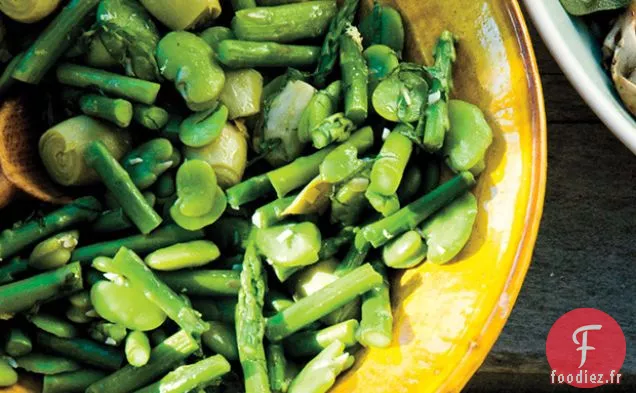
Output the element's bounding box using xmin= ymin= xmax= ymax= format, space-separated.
xmin=573 ymin=325 xmax=602 ymax=368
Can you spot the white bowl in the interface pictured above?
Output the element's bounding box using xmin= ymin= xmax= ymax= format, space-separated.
xmin=524 ymin=0 xmax=636 ymax=154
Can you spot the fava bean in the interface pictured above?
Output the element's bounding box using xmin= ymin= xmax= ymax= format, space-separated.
xmin=256 ymin=222 xmax=322 ymax=268
xmin=359 ymin=4 xmax=405 ymax=54
xmin=16 ymin=353 xmax=81 ymax=375
xmin=372 ymin=68 xmax=428 ymax=123
xmin=382 ymin=230 xmax=427 ymax=269
xmin=145 ymin=240 xmax=221 ymax=271
xmin=90 ymin=281 xmax=167 ymax=331
xmin=29 ymin=230 xmax=79 ymax=270
xmin=180 ymin=105 xmax=229 ymax=148
xmin=420 ymin=192 xmax=478 ymax=264
xmin=122 ymin=138 xmax=175 ymax=191
xmin=172 ymin=160 xmax=218 ymax=217
xmin=30 ymin=313 xmax=78 ymax=338
xmin=0 ymin=357 xmax=18 ymax=387
xmin=364 ymin=45 xmax=400 ymax=93
xmin=200 ymin=26 xmax=236 ymax=52
xmin=4 ymin=328 xmax=32 ymax=357
xmin=170 ymin=188 xmax=227 ymax=231
xmin=444 ymin=100 xmax=494 ymax=172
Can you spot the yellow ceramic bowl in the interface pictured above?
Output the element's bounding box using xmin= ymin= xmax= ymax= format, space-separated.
xmin=3 ymin=0 xmax=546 ymax=392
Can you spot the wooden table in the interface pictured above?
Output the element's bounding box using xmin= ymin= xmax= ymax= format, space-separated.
xmin=465 ymin=22 xmax=636 ymax=393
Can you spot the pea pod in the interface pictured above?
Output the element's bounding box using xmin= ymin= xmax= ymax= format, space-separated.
xmin=256 ymin=222 xmax=322 ymax=267
xmin=184 ymin=122 xmax=248 ymax=188
xmin=420 ymin=192 xmax=478 ymax=264
xmin=359 ymin=3 xmax=405 ymax=54
xmin=122 ymin=138 xmax=175 ymax=191
xmin=156 ymin=32 xmax=226 ymax=111
xmin=381 ymin=230 xmax=427 ymax=269
xmin=443 ymin=100 xmax=494 ymax=172
xmin=29 ymin=230 xmax=79 ymax=270
xmin=180 ymin=105 xmax=229 ymax=148
xmin=372 ymin=67 xmax=428 ymax=123
xmin=90 ymin=281 xmax=168 ymax=331
xmin=145 ymin=240 xmax=221 ymax=271
xmin=219 ymin=69 xmax=264 ymax=119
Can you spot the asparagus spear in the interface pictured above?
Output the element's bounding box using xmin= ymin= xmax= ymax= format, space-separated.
xmin=232 ymin=1 xmax=337 ymax=43
xmin=85 ymin=141 xmax=163 ymax=235
xmin=79 ymin=94 xmax=134 ymax=128
xmin=340 ymin=28 xmax=368 ymax=124
xmin=232 ymin=0 xmax=258 ymax=10
xmin=125 ymin=331 xmax=151 ymax=367
xmin=236 ymin=234 xmax=271 ymax=393
xmin=86 ymin=330 xmax=199 ymax=393
xmin=252 ymin=196 xmax=296 ymax=228
xmin=266 ymin=264 xmax=382 ymax=341
xmin=284 ymin=319 xmax=359 ymax=357
xmin=287 ymin=341 xmax=354 ymax=393
xmin=360 ymin=171 xmax=476 ymax=247
xmin=134 ymin=355 xmax=231 ymax=393
xmin=310 ymin=113 xmax=355 ymax=149
xmin=0 ymin=258 xmax=30 ymax=285
xmin=267 ymin=343 xmax=295 ymax=393
xmin=226 ymin=174 xmax=275 ymax=210
xmin=56 ymin=63 xmax=161 ymax=105
xmin=217 ymin=41 xmax=320 ymax=68
xmin=358 ymin=260 xmax=393 ymax=348
xmin=102 ymin=248 xmax=209 ymax=338
xmin=72 ymin=224 xmax=204 ymax=262
xmin=122 ymin=139 xmax=175 ymax=191
xmin=298 ymin=80 xmax=342 ymax=143
xmin=0 ymin=262 xmax=83 ymax=316
xmin=133 ymin=105 xmax=170 ymax=130
xmin=43 ymin=369 xmax=107 ymax=393
xmin=13 ymin=0 xmax=100 ymax=84
xmin=158 ymin=270 xmax=241 ymax=296
xmin=313 ymin=0 xmax=360 ymax=87
xmin=202 ymin=321 xmax=239 ymax=361
xmin=35 ymin=331 xmax=124 ymax=371
xmin=29 ymin=230 xmax=79 ymax=270
xmin=0 ymin=196 xmax=101 ymax=260
xmin=4 ymin=328 xmax=32 ymax=357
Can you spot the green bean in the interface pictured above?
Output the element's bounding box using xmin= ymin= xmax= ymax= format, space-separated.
xmin=36 ymin=331 xmax=124 ymax=371
xmin=4 ymin=328 xmax=32 ymax=357
xmin=89 ymin=322 xmax=128 ymax=347
xmin=284 ymin=319 xmax=359 ymax=357
xmin=340 ymin=31 xmax=368 ymax=124
xmin=200 ymin=26 xmax=236 ymax=52
xmin=232 ymin=1 xmax=337 ymax=43
xmin=79 ymin=94 xmax=134 ymax=128
xmin=420 ymin=192 xmax=478 ymax=264
xmin=358 ymin=261 xmax=393 ymax=347
xmin=28 ymin=230 xmax=79 ymax=270
xmin=298 ymin=80 xmax=342 ymax=143
xmin=56 ymin=63 xmax=161 ymax=105
xmin=103 ymin=248 xmax=209 ymax=337
xmin=266 ymin=264 xmax=382 ymax=341
xmin=179 ymin=105 xmax=229 ymax=148
xmin=134 ymin=355 xmax=231 ymax=393
xmin=366 ymin=129 xmax=413 ymax=216
xmin=43 ymin=369 xmax=107 ymax=393
xmin=30 ymin=313 xmax=78 ymax=338
xmin=13 ymin=0 xmax=101 ymax=84
xmin=256 ymin=222 xmax=322 ymax=268
xmin=0 ymin=262 xmax=83 ymax=316
xmin=236 ymin=234 xmax=270 ymax=393
xmin=287 ymin=341 xmax=354 ymax=393
xmin=16 ymin=353 xmax=82 ymax=375
xmin=86 ymin=330 xmax=200 ymax=393
xmin=443 ymin=100 xmax=494 ymax=172
xmin=133 ymin=105 xmax=170 ymax=130
xmin=0 ymin=258 xmax=30 ymax=285
xmin=202 ymin=321 xmax=239 ymax=361
xmin=156 ymin=32 xmax=225 ymax=112
xmin=0 ymin=196 xmax=101 ymax=260
xmin=361 ymin=172 xmax=476 ymax=248
xmin=219 ymin=69 xmax=264 ymax=119
xmin=217 ymin=40 xmax=320 ymax=68
xmin=73 ymin=224 xmax=204 ymax=262
xmin=126 ymin=331 xmax=151 ymax=367
xmin=85 ymin=141 xmax=162 ymax=234
xmin=91 ymin=280 xmax=167 ymax=332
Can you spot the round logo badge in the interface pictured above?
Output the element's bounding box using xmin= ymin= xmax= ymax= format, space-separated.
xmin=546 ymin=308 xmax=626 ymax=388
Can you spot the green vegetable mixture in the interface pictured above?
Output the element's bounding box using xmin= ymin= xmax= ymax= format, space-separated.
xmin=0 ymin=0 xmax=494 ymax=392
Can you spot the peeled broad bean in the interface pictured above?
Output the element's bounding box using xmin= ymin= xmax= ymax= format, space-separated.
xmin=443 ymin=100 xmax=494 ymax=172
xmin=382 ymin=230 xmax=428 ymax=269
xmin=145 ymin=240 xmax=221 ymax=271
